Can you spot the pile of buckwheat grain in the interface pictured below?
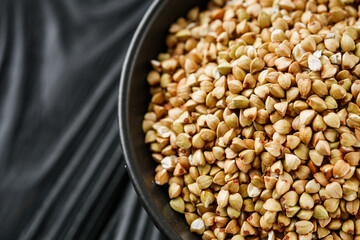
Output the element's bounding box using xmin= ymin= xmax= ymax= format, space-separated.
xmin=142 ymin=0 xmax=360 ymax=239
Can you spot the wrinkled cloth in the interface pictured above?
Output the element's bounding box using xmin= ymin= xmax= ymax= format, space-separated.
xmin=0 ymin=0 xmax=163 ymax=239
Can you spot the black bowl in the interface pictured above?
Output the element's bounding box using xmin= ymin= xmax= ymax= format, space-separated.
xmin=118 ymin=0 xmax=206 ymax=239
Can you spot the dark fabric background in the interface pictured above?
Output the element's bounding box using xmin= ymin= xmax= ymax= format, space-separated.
xmin=0 ymin=0 xmax=165 ymax=239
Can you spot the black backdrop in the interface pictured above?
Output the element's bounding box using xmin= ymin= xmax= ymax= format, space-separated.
xmin=0 ymin=0 xmax=164 ymax=239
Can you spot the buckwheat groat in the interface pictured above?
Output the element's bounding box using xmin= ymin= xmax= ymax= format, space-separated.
xmin=143 ymin=0 xmax=360 ymax=239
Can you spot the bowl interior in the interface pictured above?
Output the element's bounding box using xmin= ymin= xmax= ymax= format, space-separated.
xmin=119 ymin=0 xmax=206 ymax=239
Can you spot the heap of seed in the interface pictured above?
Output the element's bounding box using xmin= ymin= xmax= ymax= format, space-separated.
xmin=143 ymin=0 xmax=360 ymax=239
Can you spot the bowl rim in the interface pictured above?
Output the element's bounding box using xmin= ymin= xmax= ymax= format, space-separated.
xmin=118 ymin=0 xmax=181 ymax=239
